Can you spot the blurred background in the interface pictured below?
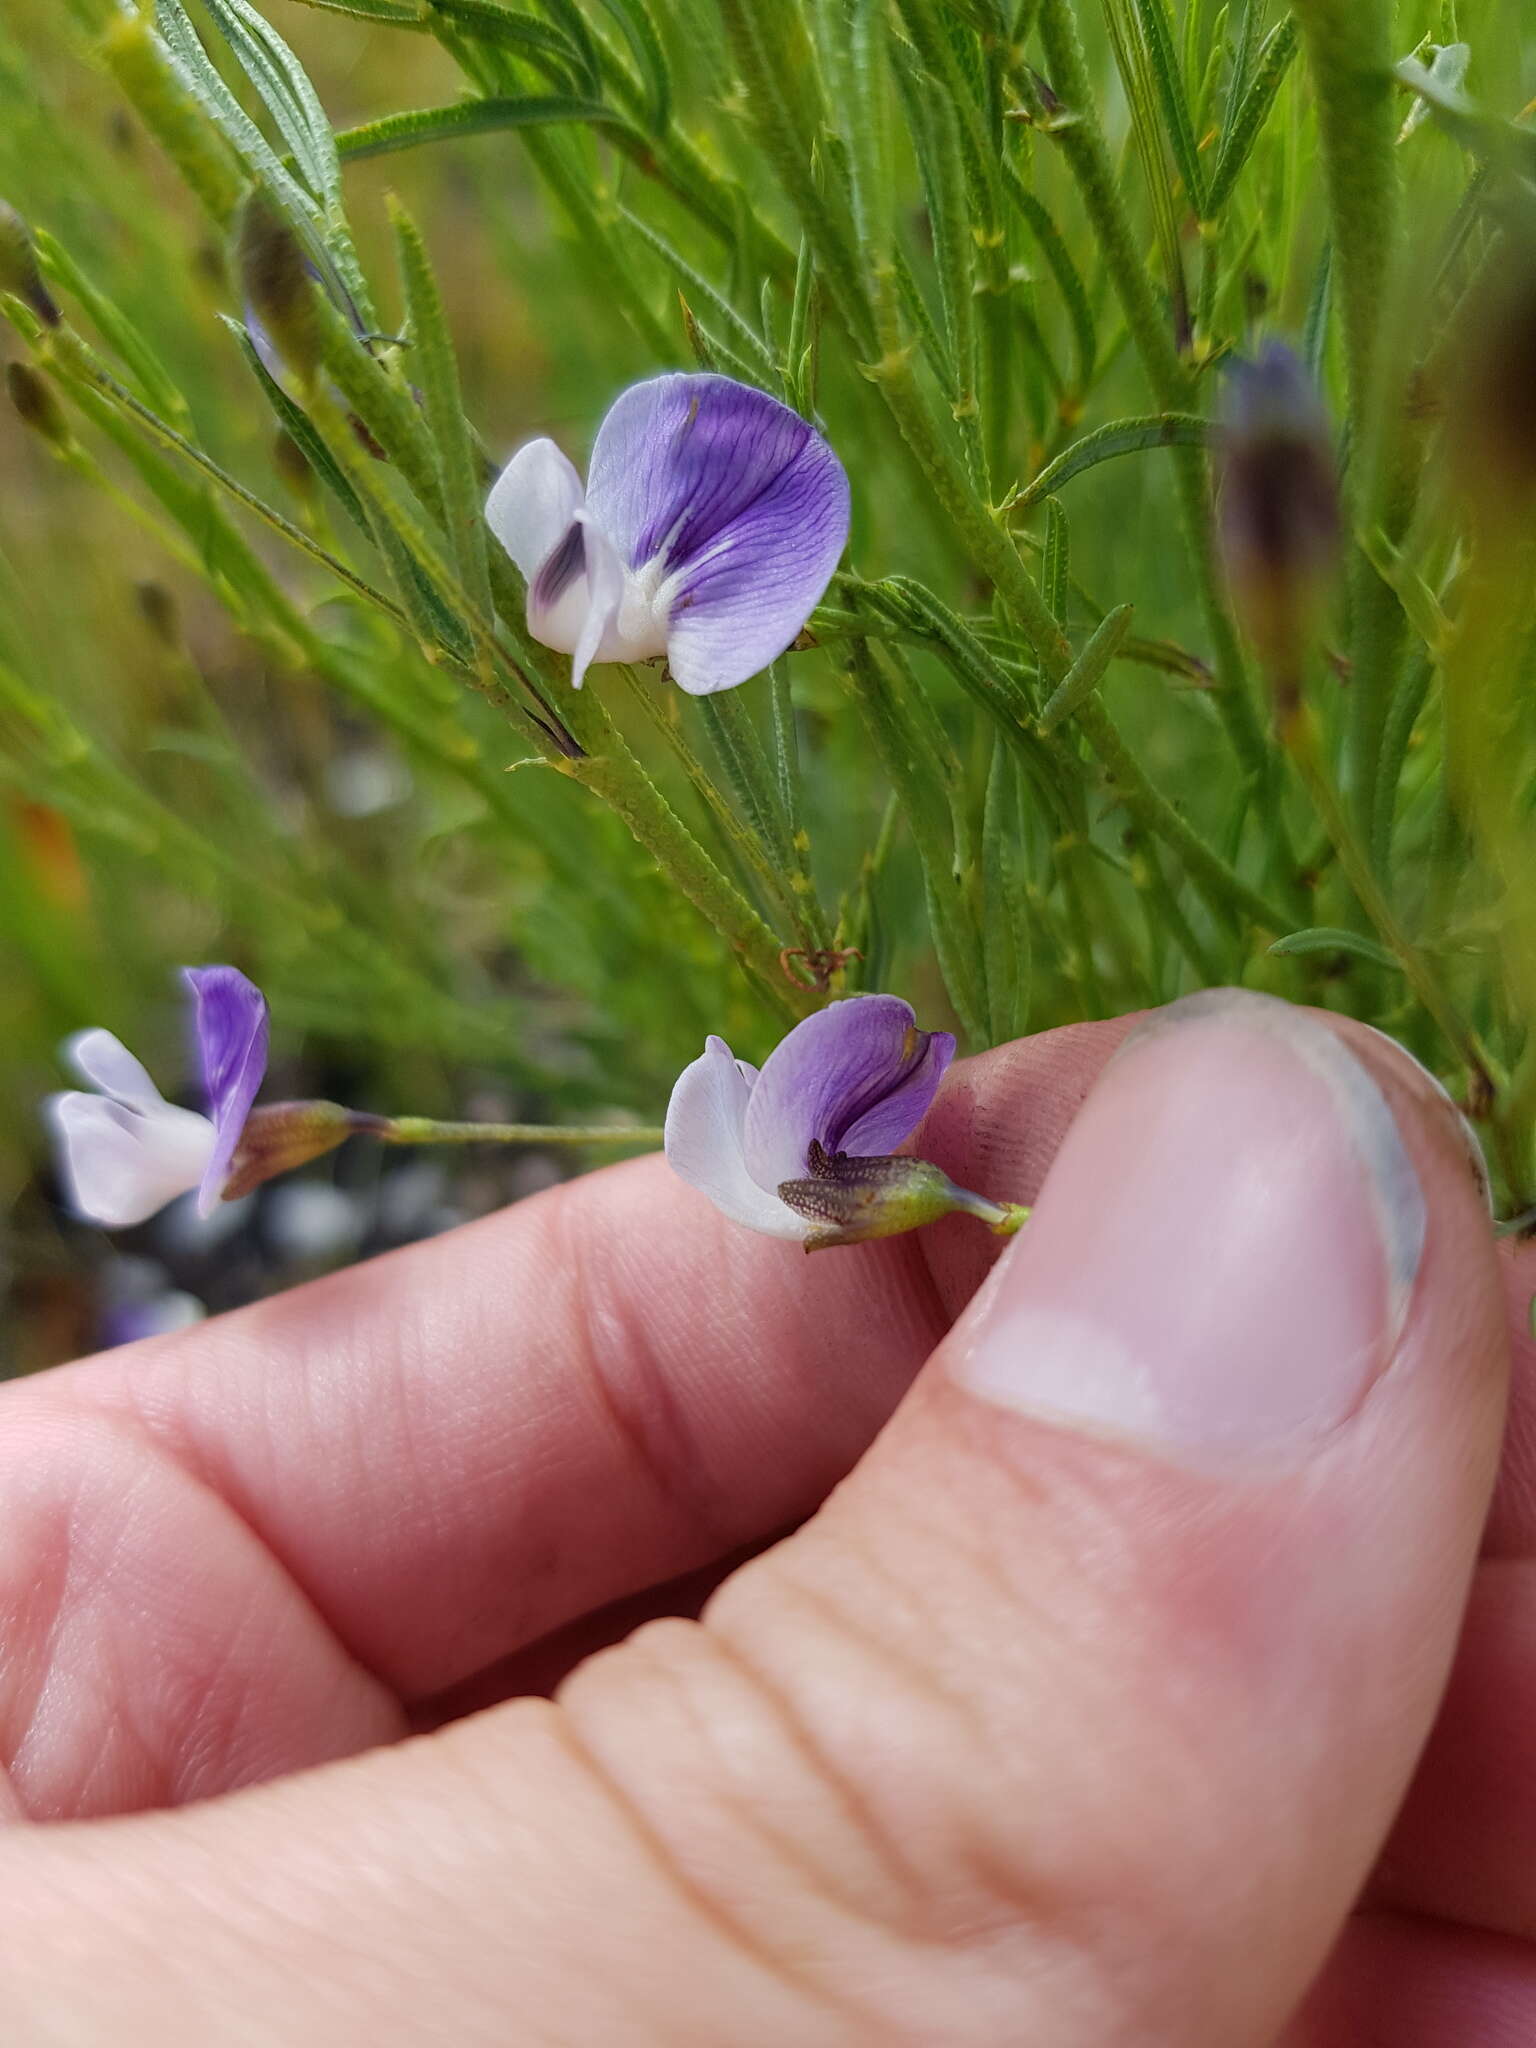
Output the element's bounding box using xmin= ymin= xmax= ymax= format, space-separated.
xmin=3 ymin=2 xmax=684 ymax=1366
xmin=3 ymin=0 xmax=1528 ymax=1368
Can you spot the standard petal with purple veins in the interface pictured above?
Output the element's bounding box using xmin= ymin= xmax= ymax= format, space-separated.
xmin=741 ymin=996 xmax=954 ymax=1192
xmin=182 ymin=966 xmax=270 ymax=1215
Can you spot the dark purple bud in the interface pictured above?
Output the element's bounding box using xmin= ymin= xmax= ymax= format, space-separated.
xmin=134 ymin=580 xmax=181 ymax=652
xmin=0 ymin=201 xmax=60 ymax=327
xmin=1215 ymin=342 xmax=1341 ymax=697
xmin=1448 ymin=232 xmax=1536 ymax=527
xmin=237 ymin=189 xmax=321 ymax=386
xmin=1028 ymin=67 xmax=1063 ymax=117
xmin=6 ymin=360 xmax=70 ymax=448
xmin=272 ymin=427 xmax=316 ymax=498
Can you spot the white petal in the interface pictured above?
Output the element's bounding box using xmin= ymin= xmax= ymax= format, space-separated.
xmin=569 ymin=518 xmax=629 ymax=689
xmin=664 ymin=1037 xmax=806 ymax=1239
xmin=47 ymin=1092 xmax=217 ymax=1229
xmin=62 ymin=1029 xmax=165 ymax=1109
xmin=485 ymin=437 xmax=586 ymax=583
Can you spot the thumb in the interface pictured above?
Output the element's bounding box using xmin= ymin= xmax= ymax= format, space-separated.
xmin=564 ymin=989 xmax=1507 ymax=2044
xmin=0 ymin=992 xmax=1508 ymax=2048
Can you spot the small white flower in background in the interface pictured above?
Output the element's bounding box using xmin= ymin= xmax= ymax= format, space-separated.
xmin=487 ymin=372 xmax=851 ymax=696
xmin=47 ymin=967 xmax=363 ymax=1231
xmin=48 ymin=967 xmax=269 ymax=1229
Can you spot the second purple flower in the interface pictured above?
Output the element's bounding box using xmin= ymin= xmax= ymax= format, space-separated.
xmin=665 ymin=995 xmax=1028 ymax=1251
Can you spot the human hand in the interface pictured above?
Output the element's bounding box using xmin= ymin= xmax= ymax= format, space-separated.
xmin=0 ymin=989 xmax=1529 ymax=2044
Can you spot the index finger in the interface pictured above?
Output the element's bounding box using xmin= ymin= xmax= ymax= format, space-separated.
xmin=5 ymin=1018 xmax=1128 ymax=1730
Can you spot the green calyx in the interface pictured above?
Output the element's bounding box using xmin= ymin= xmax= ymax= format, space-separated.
xmin=779 ymin=1141 xmax=1030 ymax=1253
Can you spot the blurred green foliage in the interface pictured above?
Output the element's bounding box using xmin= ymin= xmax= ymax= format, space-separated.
xmin=3 ymin=0 xmax=1536 ymax=1354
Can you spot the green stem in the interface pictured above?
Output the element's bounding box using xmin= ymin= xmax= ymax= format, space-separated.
xmin=1024 ymin=1 xmax=1296 ymax=892
xmin=1070 ymin=692 xmax=1291 ymax=937
xmin=1287 ymin=0 xmax=1403 ymax=840
xmin=41 ymin=328 xmax=426 ymax=645
xmin=385 ymin=1118 xmax=663 ymax=1146
xmin=1282 ymin=704 xmax=1493 ymax=1103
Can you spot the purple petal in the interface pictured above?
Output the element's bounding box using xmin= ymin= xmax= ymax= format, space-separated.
xmin=182 ymin=966 xmax=269 ymax=1215
xmin=664 ymin=1035 xmax=806 ymax=1238
xmin=742 ymin=996 xmax=955 ymax=1192
xmin=663 ymin=435 xmax=851 ymax=694
xmin=586 ymin=374 xmax=849 ymax=695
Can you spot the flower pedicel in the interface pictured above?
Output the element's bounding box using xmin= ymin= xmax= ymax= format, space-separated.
xmin=47 ymin=971 xmax=663 ymax=1234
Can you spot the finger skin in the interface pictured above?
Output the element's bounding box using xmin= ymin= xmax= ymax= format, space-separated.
xmin=548 ymin=1013 xmax=1509 ymax=2045
xmin=0 ymin=1021 xmax=1121 ymax=1817
xmin=1286 ymin=1914 xmax=1536 ymax=2047
xmin=1373 ymin=1559 xmax=1536 ymax=1940
xmin=1484 ymin=1243 xmax=1536 ymax=1556
xmin=0 ymin=1004 xmax=1507 ymax=2047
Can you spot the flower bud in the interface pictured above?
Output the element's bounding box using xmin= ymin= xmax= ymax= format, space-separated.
xmin=1447 ymin=227 xmax=1536 ymax=534
xmin=0 ymin=201 xmax=60 ymax=327
xmin=272 ymin=426 xmax=316 ymax=500
xmin=1215 ymin=342 xmax=1340 ymax=707
xmin=222 ymin=1101 xmax=386 ymax=1203
xmin=236 ymin=189 xmax=320 ymax=386
xmin=6 ymin=360 xmax=71 ymax=449
xmin=778 ymin=1141 xmax=1027 ymax=1252
xmin=134 ymin=580 xmax=181 ymax=652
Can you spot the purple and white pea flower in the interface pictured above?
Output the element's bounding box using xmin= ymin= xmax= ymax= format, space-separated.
xmin=487 ymin=373 xmax=850 ymax=696
xmin=47 ymin=967 xmax=363 ymax=1230
xmin=664 ymin=994 xmax=1028 ymax=1251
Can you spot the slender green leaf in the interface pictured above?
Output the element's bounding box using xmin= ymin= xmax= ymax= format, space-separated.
xmin=924 ymin=863 xmax=988 ymax=1043
xmin=197 ymin=0 xmax=376 ymax=323
xmin=595 ymin=0 xmax=671 ymax=135
xmin=1216 ymin=0 xmax=1263 ymax=158
xmin=220 ymin=312 xmax=371 ymax=537
xmin=391 ymin=201 xmax=493 ymax=623
xmin=1131 ymin=0 xmax=1207 ymax=215
xmin=696 ymin=692 xmax=793 ymax=871
xmin=425 ymin=1 xmax=588 ymax=87
xmin=843 ymin=0 xmax=895 ymax=266
xmin=1204 ymin=16 xmax=1299 ymax=214
xmin=1303 ymin=241 xmax=1332 ymax=378
xmin=1008 ymin=414 xmax=1209 ymax=511
xmin=981 ymin=737 xmax=1032 ymax=1040
xmin=617 ymin=207 xmax=778 ymax=382
xmin=1039 ymin=603 xmax=1134 ymax=732
xmin=153 ymin=0 xmax=319 ymax=226
xmin=283 ymin=0 xmax=427 ymax=21
xmin=1002 ymin=168 xmax=1096 ymax=390
xmin=1103 ymin=0 xmax=1189 ymax=341
xmin=34 ymin=232 xmax=189 ymax=428
xmin=335 ymin=95 xmax=635 ymax=161
xmin=1043 ymin=497 xmax=1069 ymax=622
xmin=1268 ymin=927 xmax=1403 ymax=971
xmin=536 ymin=0 xmax=605 ymax=95
xmin=896 ymin=55 xmax=980 ymax=469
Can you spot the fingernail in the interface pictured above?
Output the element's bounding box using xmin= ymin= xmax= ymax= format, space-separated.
xmin=955 ymin=990 xmax=1426 ymax=1461
xmin=1358 ymin=1023 xmax=1492 ymax=1212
